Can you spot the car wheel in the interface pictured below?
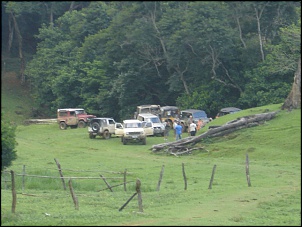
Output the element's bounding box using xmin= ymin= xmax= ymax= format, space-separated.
xmin=123 ymin=138 xmax=127 ymax=145
xmin=78 ymin=121 xmax=86 ymax=128
xmin=89 ymin=133 xmax=96 ymax=139
xmin=103 ymin=130 xmax=111 ymax=139
xmin=59 ymin=122 xmax=67 ymax=130
xmin=92 ymin=122 xmax=100 ymax=132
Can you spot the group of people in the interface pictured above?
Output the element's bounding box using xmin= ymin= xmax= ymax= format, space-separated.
xmin=163 ymin=115 xmax=204 ymax=141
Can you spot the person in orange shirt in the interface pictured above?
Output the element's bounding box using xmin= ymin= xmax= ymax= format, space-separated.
xmin=197 ymin=119 xmax=203 ymax=131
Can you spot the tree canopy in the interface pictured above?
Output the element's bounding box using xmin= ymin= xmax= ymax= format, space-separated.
xmin=2 ymin=1 xmax=300 ymax=120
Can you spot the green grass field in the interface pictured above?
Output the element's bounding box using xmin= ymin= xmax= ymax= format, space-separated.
xmin=1 ymin=102 xmax=301 ymax=226
xmin=1 ymin=69 xmax=301 ymax=226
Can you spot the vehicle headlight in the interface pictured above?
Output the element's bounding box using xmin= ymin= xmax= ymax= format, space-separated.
xmin=126 ymin=132 xmax=130 ymax=135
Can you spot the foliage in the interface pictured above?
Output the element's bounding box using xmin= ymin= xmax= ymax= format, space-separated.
xmin=2 ymin=1 xmax=301 ymax=120
xmin=1 ymin=112 xmax=18 ymax=171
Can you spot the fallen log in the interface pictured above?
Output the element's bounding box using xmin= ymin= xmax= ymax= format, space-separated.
xmin=151 ymin=111 xmax=279 ymax=154
xmin=23 ymin=119 xmax=57 ymax=125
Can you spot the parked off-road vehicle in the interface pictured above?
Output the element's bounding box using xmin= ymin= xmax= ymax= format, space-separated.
xmin=159 ymin=106 xmax=180 ymax=124
xmin=57 ymin=108 xmax=96 ymax=130
xmin=136 ymin=113 xmax=165 ymax=136
xmin=215 ymin=107 xmax=242 ymax=118
xmin=88 ymin=117 xmax=117 ymax=139
xmin=180 ymin=109 xmax=209 ymax=132
xmin=133 ymin=104 xmax=161 ymax=119
xmin=115 ymin=119 xmax=153 ymax=145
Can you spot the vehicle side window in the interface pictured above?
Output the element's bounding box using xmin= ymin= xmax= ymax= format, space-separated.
xmin=109 ymin=120 xmax=115 ymax=124
xmin=69 ymin=111 xmax=75 ymax=117
xmin=59 ymin=112 xmax=67 ymax=117
xmin=101 ymin=119 xmax=107 ymax=126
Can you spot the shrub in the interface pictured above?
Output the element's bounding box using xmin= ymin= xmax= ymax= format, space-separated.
xmin=1 ymin=112 xmax=18 ymax=172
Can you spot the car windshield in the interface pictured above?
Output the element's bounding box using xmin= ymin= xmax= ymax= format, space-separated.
xmin=149 ymin=117 xmax=160 ymax=123
xmin=75 ymin=110 xmax=86 ymax=114
xmin=140 ymin=108 xmax=150 ymax=113
xmin=192 ymin=111 xmax=207 ymax=118
xmin=163 ymin=110 xmax=179 ymax=117
xmin=125 ymin=123 xmax=142 ymax=128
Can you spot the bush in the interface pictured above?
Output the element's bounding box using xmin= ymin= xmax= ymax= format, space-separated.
xmin=1 ymin=112 xmax=18 ymax=172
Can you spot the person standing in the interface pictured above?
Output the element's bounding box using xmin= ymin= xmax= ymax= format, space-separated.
xmin=187 ymin=115 xmax=193 ymax=133
xmin=175 ymin=121 xmax=183 ymax=140
xmin=189 ymin=121 xmax=197 ymax=136
xmin=163 ymin=119 xmax=171 ymax=141
xmin=173 ymin=119 xmax=178 ymax=139
xmin=197 ymin=119 xmax=203 ymax=131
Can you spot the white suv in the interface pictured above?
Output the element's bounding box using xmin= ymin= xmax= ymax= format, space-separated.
xmin=88 ymin=118 xmax=117 ymax=139
xmin=136 ymin=113 xmax=165 ymax=136
xmin=115 ymin=119 xmax=153 ymax=145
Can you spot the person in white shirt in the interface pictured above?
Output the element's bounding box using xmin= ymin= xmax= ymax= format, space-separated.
xmin=189 ymin=121 xmax=197 ymax=136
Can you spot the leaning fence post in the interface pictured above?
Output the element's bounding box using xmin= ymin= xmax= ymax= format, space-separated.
xmin=246 ymin=154 xmax=251 ymax=187
xmin=100 ymin=174 xmax=113 ymax=192
xmin=10 ymin=170 xmax=16 ymax=213
xmin=22 ymin=165 xmax=25 ymax=191
xmin=68 ymin=179 xmax=79 ymax=210
xmin=54 ymin=158 xmax=66 ymax=190
xmin=157 ymin=165 xmax=165 ymax=191
xmin=182 ymin=163 xmax=187 ymax=190
xmin=208 ymin=164 xmax=217 ymax=189
xmin=118 ymin=192 xmax=137 ymax=211
xmin=136 ymin=179 xmax=143 ymax=212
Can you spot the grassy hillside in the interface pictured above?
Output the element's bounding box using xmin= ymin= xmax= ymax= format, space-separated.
xmin=1 ymin=102 xmax=301 ymax=226
xmin=1 ymin=69 xmax=34 ymax=124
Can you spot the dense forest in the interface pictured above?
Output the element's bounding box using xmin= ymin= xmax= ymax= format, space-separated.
xmin=1 ymin=1 xmax=301 ymax=120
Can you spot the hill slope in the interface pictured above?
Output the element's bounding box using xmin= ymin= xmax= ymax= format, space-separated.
xmin=1 ymin=71 xmax=33 ymax=124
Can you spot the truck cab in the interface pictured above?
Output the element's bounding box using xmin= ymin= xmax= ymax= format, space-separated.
xmin=133 ymin=104 xmax=161 ymax=119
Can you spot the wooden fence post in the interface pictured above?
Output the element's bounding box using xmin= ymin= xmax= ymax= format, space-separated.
xmin=246 ymin=154 xmax=251 ymax=187
xmin=10 ymin=170 xmax=16 ymax=213
xmin=100 ymin=174 xmax=113 ymax=192
xmin=68 ymin=179 xmax=79 ymax=210
xmin=136 ymin=179 xmax=143 ymax=212
xmin=182 ymin=163 xmax=187 ymax=190
xmin=208 ymin=164 xmax=217 ymax=189
xmin=124 ymin=169 xmax=127 ymax=191
xmin=3 ymin=172 xmax=8 ymax=190
xmin=22 ymin=165 xmax=25 ymax=191
xmin=157 ymin=165 xmax=165 ymax=191
xmin=54 ymin=158 xmax=66 ymax=190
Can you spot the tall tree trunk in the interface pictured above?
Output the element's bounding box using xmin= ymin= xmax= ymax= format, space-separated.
xmin=147 ymin=2 xmax=171 ymax=75
xmin=69 ymin=1 xmax=75 ymax=12
xmin=11 ymin=12 xmax=25 ymax=84
xmin=50 ymin=2 xmax=54 ymax=29
xmin=233 ymin=6 xmax=246 ymax=49
xmin=254 ymin=2 xmax=269 ymax=62
xmin=282 ymin=57 xmax=301 ymax=110
xmin=7 ymin=13 xmax=14 ymax=55
xmin=175 ymin=64 xmax=189 ymax=94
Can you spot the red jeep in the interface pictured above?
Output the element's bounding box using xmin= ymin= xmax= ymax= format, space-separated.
xmin=57 ymin=108 xmax=96 ymax=130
